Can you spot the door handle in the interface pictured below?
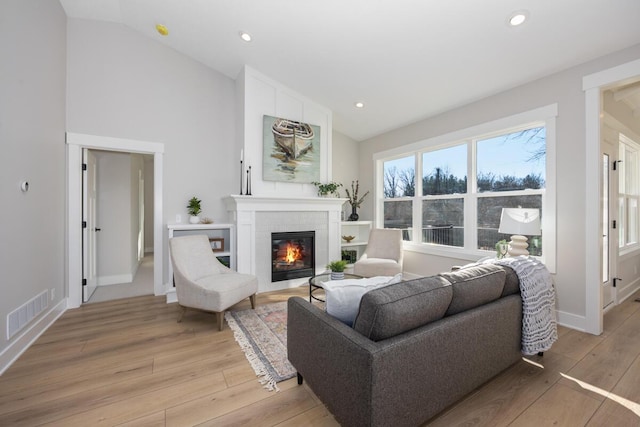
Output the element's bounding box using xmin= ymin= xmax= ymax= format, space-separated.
xmin=94 ymin=228 xmax=101 ymax=232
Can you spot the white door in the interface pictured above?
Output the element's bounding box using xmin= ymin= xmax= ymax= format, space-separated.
xmin=601 ymin=139 xmax=617 ymax=309
xmin=82 ymin=149 xmax=99 ymax=302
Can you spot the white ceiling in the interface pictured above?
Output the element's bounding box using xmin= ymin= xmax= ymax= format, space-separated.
xmin=58 ymin=0 xmax=640 ymax=141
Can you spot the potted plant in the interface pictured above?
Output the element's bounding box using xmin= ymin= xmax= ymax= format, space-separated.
xmin=311 ymin=181 xmax=342 ymax=197
xmin=187 ymin=197 xmax=202 ymax=224
xmin=345 ymin=180 xmax=370 ymax=221
xmin=327 ymin=260 xmax=348 ymax=280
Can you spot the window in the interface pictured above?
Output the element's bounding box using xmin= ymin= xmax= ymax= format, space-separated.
xmin=476 ymin=127 xmax=545 ymax=255
xmin=375 ymin=105 xmax=556 ymax=269
xmin=619 ymin=134 xmax=640 ymax=250
xmin=383 ymin=156 xmax=414 ymax=240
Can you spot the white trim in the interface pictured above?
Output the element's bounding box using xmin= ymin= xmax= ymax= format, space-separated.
xmin=66 ymin=133 xmax=165 ymax=308
xmin=583 ymin=59 xmax=640 ymax=335
xmin=556 ymin=310 xmax=586 ymax=333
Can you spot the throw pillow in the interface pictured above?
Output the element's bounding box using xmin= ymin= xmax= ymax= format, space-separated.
xmin=323 ymin=274 xmax=402 ymax=326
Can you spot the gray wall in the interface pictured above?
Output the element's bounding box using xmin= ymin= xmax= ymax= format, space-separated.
xmin=66 ymin=18 xmax=237 ymax=226
xmin=358 ymin=43 xmax=640 ymax=324
xmin=0 ymin=0 xmax=67 ymax=356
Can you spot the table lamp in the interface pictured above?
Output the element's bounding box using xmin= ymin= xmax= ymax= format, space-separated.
xmin=498 ymin=208 xmax=541 ymax=257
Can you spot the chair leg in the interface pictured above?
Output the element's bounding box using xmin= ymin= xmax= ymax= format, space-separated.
xmin=177 ymin=305 xmax=187 ymax=323
xmin=217 ymin=311 xmax=225 ymax=331
xmin=249 ymin=294 xmax=256 ymax=309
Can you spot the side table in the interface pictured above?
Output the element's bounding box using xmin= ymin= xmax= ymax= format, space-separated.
xmin=308 ymin=273 xmax=363 ymax=303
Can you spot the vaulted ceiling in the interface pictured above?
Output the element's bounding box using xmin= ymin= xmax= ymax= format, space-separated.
xmin=58 ymin=0 xmax=640 ymax=141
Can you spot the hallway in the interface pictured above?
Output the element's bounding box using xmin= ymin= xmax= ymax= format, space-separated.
xmin=88 ymin=254 xmax=154 ymax=303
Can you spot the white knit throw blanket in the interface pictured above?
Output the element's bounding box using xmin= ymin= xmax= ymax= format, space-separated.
xmin=483 ymin=256 xmax=558 ymax=355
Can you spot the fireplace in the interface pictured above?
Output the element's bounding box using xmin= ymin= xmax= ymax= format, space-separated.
xmin=271 ymin=231 xmax=315 ymax=282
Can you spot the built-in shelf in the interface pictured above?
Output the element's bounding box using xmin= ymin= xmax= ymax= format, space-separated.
xmin=340 ymin=221 xmax=372 ymax=265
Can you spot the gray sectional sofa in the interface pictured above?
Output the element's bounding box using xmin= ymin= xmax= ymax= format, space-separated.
xmin=287 ymin=263 xmax=523 ymax=427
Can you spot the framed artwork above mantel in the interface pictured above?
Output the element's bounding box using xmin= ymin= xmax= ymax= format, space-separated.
xmin=262 ymin=115 xmax=321 ymax=184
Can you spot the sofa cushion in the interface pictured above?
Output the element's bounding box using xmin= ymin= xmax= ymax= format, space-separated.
xmin=439 ymin=264 xmax=506 ymax=316
xmin=500 ymin=265 xmax=520 ymax=296
xmin=353 ymin=276 xmax=452 ymax=341
xmin=323 ymin=274 xmax=402 ymax=326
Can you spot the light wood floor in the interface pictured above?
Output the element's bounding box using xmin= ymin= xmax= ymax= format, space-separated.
xmin=1 ymin=287 xmax=639 ymax=426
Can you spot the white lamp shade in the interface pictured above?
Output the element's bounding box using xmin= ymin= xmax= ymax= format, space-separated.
xmin=498 ymin=208 xmax=541 ymax=236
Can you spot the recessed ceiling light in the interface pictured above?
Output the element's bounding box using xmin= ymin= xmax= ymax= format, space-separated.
xmin=155 ymin=24 xmax=169 ymax=36
xmin=355 ymin=102 xmax=364 ymax=108
xmin=240 ymin=31 xmax=252 ymax=42
xmin=508 ymin=11 xmax=528 ymax=27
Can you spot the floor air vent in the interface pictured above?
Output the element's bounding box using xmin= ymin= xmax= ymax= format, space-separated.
xmin=7 ymin=290 xmax=49 ymax=340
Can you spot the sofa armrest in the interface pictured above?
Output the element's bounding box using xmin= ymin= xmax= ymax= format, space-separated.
xmin=287 ymin=297 xmax=379 ymax=424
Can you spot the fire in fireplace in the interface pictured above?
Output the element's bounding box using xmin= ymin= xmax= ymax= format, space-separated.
xmin=271 ymin=231 xmax=315 ymax=282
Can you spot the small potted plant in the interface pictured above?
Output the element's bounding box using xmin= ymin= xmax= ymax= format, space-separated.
xmin=311 ymin=181 xmax=342 ymax=197
xmin=187 ymin=197 xmax=202 ymax=224
xmin=327 ymin=260 xmax=348 ymax=280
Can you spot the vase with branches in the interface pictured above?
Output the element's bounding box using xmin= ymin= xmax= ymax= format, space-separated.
xmin=345 ymin=180 xmax=370 ymax=221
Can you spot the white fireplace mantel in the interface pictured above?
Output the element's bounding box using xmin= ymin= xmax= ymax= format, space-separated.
xmin=224 ymin=195 xmax=348 ymax=212
xmin=224 ymin=195 xmax=348 ymax=292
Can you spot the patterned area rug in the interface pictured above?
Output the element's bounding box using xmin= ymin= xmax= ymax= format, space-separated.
xmin=225 ymin=301 xmax=295 ymax=391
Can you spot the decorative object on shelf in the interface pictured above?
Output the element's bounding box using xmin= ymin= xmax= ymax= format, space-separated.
xmin=342 ymin=235 xmax=355 ymax=243
xmin=201 ymin=217 xmax=214 ymax=224
xmin=263 ymin=115 xmax=321 ymax=184
xmin=246 ymin=165 xmax=252 ymax=195
xmin=498 ymin=208 xmax=541 ymax=257
xmin=495 ymin=239 xmax=508 ymax=259
xmin=187 ymin=196 xmax=202 ymax=224
xmin=345 ymin=180 xmax=370 ymax=221
xmin=311 ymin=181 xmax=342 ymax=197
xmin=341 ymin=249 xmax=357 ymax=264
xmin=327 ymin=260 xmax=348 ymax=280
xmin=209 ymin=237 xmax=225 ymax=252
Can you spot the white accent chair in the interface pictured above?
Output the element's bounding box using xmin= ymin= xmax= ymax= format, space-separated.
xmin=169 ymin=234 xmax=258 ymax=331
xmin=353 ymin=228 xmax=403 ymax=278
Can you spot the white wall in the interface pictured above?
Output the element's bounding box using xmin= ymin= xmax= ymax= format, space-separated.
xmin=332 ymin=130 xmax=361 ymax=219
xmin=0 ymin=0 xmax=67 ymax=368
xmin=358 ymin=43 xmax=640 ymax=331
xmin=66 ymin=18 xmax=237 ymax=285
xmin=236 ymin=67 xmax=333 ymax=197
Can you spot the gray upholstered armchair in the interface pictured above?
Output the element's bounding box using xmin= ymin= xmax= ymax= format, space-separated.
xmin=353 ymin=228 xmax=403 ymax=278
xmin=169 ymin=234 xmax=258 ymax=330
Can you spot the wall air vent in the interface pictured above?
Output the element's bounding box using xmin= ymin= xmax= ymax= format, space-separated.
xmin=7 ymin=290 xmax=49 ymax=340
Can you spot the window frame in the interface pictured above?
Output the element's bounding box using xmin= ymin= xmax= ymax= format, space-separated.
xmin=374 ymin=105 xmax=557 ymax=272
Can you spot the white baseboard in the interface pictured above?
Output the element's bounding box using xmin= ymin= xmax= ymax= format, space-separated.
xmin=555 ymin=310 xmax=586 ymax=332
xmin=98 ymin=274 xmax=133 ymax=286
xmin=0 ymin=298 xmax=67 ymax=375
xmin=145 ymin=246 xmax=154 ymax=254
xmin=165 ymin=287 xmax=177 ymax=304
xmin=617 ymin=277 xmax=640 ymax=304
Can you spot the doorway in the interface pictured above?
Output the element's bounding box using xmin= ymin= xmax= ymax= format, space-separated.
xmin=83 ymin=149 xmax=155 ymax=303
xmin=584 ymin=59 xmax=640 ymax=335
xmin=67 ymin=133 xmax=164 ymax=309
xmin=600 ymin=137 xmax=617 ymax=310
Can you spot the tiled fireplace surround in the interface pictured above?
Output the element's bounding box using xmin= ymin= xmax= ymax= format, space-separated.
xmin=224 ymin=195 xmax=346 ymax=292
